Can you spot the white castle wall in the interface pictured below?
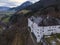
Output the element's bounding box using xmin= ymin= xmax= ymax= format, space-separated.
xmin=28 ymin=18 xmax=60 ymax=43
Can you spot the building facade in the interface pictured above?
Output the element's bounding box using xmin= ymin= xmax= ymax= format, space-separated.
xmin=28 ymin=18 xmax=60 ymax=43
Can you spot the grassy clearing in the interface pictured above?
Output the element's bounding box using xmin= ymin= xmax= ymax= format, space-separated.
xmin=45 ymin=36 xmax=54 ymax=43
xmin=56 ymin=34 xmax=60 ymax=39
xmin=0 ymin=11 xmax=15 ymax=23
xmin=45 ymin=35 xmax=60 ymax=45
xmin=2 ymin=17 xmax=10 ymax=23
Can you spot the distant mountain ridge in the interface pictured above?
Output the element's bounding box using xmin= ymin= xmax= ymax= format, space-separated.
xmin=15 ymin=1 xmax=32 ymax=11
xmin=9 ymin=1 xmax=33 ymax=11
xmin=0 ymin=7 xmax=10 ymax=11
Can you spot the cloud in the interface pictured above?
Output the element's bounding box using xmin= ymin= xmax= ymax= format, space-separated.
xmin=0 ymin=0 xmax=39 ymax=7
xmin=29 ymin=0 xmax=39 ymax=3
xmin=0 ymin=0 xmax=27 ymax=7
xmin=10 ymin=0 xmax=27 ymax=3
xmin=0 ymin=2 xmax=17 ymax=7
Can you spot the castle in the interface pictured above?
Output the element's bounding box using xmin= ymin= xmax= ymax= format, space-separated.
xmin=28 ymin=18 xmax=60 ymax=42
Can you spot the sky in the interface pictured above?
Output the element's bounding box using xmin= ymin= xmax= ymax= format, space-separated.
xmin=0 ymin=0 xmax=39 ymax=8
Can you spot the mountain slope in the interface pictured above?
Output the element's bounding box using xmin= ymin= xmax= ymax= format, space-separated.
xmin=9 ymin=1 xmax=32 ymax=11
xmin=16 ymin=1 xmax=32 ymax=11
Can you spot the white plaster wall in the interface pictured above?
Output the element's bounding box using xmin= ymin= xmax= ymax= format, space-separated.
xmin=28 ymin=19 xmax=33 ymax=27
xmin=28 ymin=19 xmax=60 ymax=42
xmin=56 ymin=25 xmax=60 ymax=33
xmin=28 ymin=19 xmax=33 ymax=32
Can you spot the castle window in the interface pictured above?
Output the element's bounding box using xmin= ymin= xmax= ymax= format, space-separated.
xmin=37 ymin=29 xmax=39 ymax=31
xmin=48 ymin=30 xmax=53 ymax=31
xmin=58 ymin=27 xmax=60 ymax=28
xmin=37 ymin=32 xmax=39 ymax=34
xmin=42 ymin=31 xmax=44 ymax=32
xmin=38 ymin=35 xmax=40 ymax=37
